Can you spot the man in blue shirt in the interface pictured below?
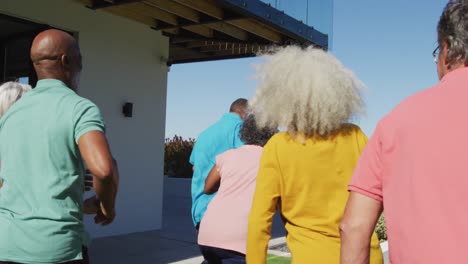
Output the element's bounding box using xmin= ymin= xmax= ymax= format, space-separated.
xmin=190 ymin=98 xmax=248 ymax=229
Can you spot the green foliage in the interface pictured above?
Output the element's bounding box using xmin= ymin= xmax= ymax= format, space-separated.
xmin=267 ymin=254 xmax=291 ymax=264
xmin=164 ymin=135 xmax=195 ymax=178
xmin=375 ymin=214 xmax=387 ymax=242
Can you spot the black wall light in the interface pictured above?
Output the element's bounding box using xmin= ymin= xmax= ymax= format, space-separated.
xmin=122 ymin=102 xmax=133 ymax=118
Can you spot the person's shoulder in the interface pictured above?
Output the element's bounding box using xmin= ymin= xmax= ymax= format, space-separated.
xmin=219 ymin=113 xmax=242 ymax=127
xmin=70 ymin=95 xmax=100 ymax=110
xmin=265 ymin=132 xmax=289 ymax=146
xmin=340 ymin=123 xmax=363 ymax=133
xmin=52 ymin=88 xmax=91 ymax=106
xmin=197 ymin=114 xmax=233 ymax=137
xmin=392 ymin=84 xmax=439 ymax=115
xmin=335 ymin=123 xmax=365 ymax=137
xmin=66 ymin=95 xmax=103 ymax=124
xmin=217 ymin=147 xmax=239 ymax=159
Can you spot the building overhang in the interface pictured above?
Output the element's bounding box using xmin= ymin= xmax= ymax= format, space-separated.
xmin=79 ymin=0 xmax=328 ymax=65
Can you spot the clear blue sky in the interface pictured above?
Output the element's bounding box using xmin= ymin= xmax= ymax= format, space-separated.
xmin=166 ymin=0 xmax=447 ymax=139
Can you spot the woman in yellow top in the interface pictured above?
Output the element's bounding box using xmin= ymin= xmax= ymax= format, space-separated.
xmin=246 ymin=46 xmax=383 ymax=264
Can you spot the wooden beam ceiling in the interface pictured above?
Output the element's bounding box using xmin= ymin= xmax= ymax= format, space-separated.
xmin=87 ymin=0 xmax=143 ymax=9
xmin=228 ymin=19 xmax=282 ymax=43
xmin=112 ymin=2 xmax=178 ymax=25
xmin=104 ymin=2 xmax=218 ymax=39
xmin=84 ymin=0 xmax=283 ymax=43
xmin=145 ymin=0 xmax=247 ymax=41
xmin=184 ymin=40 xmax=215 ymax=49
xmin=183 ymin=25 xmax=213 ymax=38
xmin=205 ymin=22 xmax=248 ymax=41
xmin=173 ymin=0 xmax=224 ymax=20
xmin=199 ymin=43 xmax=265 ymax=55
xmin=104 ymin=5 xmax=157 ymax=27
xmin=144 ymin=0 xmax=200 ymax=23
xmin=173 ymin=0 xmax=281 ymax=43
xmin=77 ymin=0 xmax=321 ymax=64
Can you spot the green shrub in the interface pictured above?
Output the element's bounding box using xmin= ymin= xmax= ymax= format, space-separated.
xmin=375 ymin=214 xmax=387 ymax=242
xmin=164 ymin=135 xmax=195 ymax=178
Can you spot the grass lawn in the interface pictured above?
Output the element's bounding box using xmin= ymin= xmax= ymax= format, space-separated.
xmin=267 ymin=254 xmax=291 ymax=264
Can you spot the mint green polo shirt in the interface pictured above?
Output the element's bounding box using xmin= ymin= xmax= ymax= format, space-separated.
xmin=0 ymin=79 xmax=105 ymax=264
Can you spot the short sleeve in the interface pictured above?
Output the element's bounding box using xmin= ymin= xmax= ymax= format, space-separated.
xmin=189 ymin=144 xmax=197 ymax=165
xmin=214 ymin=150 xmax=230 ymax=177
xmin=233 ymin=122 xmax=244 ymax=148
xmin=349 ymin=122 xmax=384 ymax=202
xmin=73 ymin=99 xmax=105 ymax=144
xmin=356 ymin=126 xmax=369 ymax=152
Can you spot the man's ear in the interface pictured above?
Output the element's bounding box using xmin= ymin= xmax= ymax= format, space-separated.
xmin=60 ymin=54 xmax=70 ymax=69
xmin=442 ymin=42 xmax=451 ymax=69
xmin=241 ymin=112 xmax=247 ymax=120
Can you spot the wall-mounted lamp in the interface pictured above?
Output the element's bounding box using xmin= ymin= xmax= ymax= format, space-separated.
xmin=122 ymin=102 xmax=133 ymax=118
xmin=159 ymin=56 xmax=168 ymax=65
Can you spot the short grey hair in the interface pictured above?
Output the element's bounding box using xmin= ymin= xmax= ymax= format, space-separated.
xmin=438 ymin=0 xmax=468 ymax=66
xmin=0 ymin=81 xmax=32 ymax=118
xmin=229 ymin=98 xmax=248 ymax=113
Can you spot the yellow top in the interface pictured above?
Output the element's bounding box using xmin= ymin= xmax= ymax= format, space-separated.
xmin=247 ymin=125 xmax=383 ymax=264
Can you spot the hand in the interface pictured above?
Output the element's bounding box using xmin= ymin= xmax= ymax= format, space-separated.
xmin=84 ymin=170 xmax=93 ymax=192
xmin=83 ymin=195 xmax=100 ymax=215
xmin=94 ymin=202 xmax=115 ymax=226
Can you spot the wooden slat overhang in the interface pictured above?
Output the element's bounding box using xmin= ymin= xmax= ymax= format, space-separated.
xmin=79 ymin=0 xmax=328 ymax=65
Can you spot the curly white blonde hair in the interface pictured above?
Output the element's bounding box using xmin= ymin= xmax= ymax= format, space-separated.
xmin=0 ymin=81 xmax=32 ymax=118
xmin=250 ymin=46 xmax=365 ymax=138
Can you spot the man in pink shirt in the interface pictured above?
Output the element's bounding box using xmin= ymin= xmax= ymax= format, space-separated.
xmin=340 ymin=1 xmax=468 ymax=263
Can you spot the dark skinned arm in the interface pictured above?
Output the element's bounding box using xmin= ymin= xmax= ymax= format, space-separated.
xmin=204 ymin=165 xmax=221 ymax=194
xmin=78 ymin=131 xmax=116 ymax=225
xmin=83 ymin=158 xmax=120 ymax=216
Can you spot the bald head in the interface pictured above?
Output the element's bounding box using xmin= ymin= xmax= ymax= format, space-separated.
xmin=230 ymin=98 xmax=248 ymax=120
xmin=31 ymin=29 xmax=82 ymax=90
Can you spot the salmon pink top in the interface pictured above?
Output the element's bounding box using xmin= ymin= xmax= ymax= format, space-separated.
xmin=350 ymin=67 xmax=468 ymax=264
xmin=198 ymin=145 xmax=263 ymax=254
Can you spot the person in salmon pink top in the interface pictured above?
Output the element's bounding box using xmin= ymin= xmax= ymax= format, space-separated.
xmin=197 ymin=115 xmax=276 ymax=264
xmin=341 ymin=1 xmax=468 ymax=264
xmin=246 ymin=46 xmax=383 ymax=264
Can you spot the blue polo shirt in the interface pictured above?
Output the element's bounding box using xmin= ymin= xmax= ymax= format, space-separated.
xmin=190 ymin=113 xmax=244 ymax=226
xmin=0 ymin=79 xmax=105 ymax=263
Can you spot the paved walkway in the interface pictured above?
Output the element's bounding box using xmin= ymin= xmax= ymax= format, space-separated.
xmin=88 ymin=177 xmax=389 ymax=263
xmin=88 ymin=177 xmax=286 ymax=263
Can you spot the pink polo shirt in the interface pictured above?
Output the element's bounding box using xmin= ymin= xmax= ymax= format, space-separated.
xmin=198 ymin=145 xmax=263 ymax=254
xmin=349 ymin=67 xmax=468 ymax=264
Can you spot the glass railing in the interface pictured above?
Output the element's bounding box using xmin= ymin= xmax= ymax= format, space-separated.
xmin=260 ymin=0 xmax=334 ymax=48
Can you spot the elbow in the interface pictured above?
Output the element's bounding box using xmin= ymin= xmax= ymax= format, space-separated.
xmin=339 ymin=219 xmax=359 ymax=237
xmin=339 ymin=221 xmax=352 ymax=238
xmin=339 ymin=219 xmax=372 ymax=243
xmin=90 ymin=165 xmax=113 ymax=182
xmin=90 ymin=157 xmax=117 ymax=181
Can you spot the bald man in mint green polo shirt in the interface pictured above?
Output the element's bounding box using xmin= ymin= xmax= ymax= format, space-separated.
xmin=0 ymin=30 xmax=118 ymax=264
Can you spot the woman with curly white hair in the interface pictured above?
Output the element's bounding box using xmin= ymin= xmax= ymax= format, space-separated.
xmin=0 ymin=81 xmax=32 ymax=189
xmin=246 ymin=46 xmax=383 ymax=264
xmin=0 ymin=81 xmax=31 ymax=118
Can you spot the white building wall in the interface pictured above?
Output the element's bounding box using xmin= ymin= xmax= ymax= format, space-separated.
xmin=0 ymin=0 xmax=169 ymax=238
